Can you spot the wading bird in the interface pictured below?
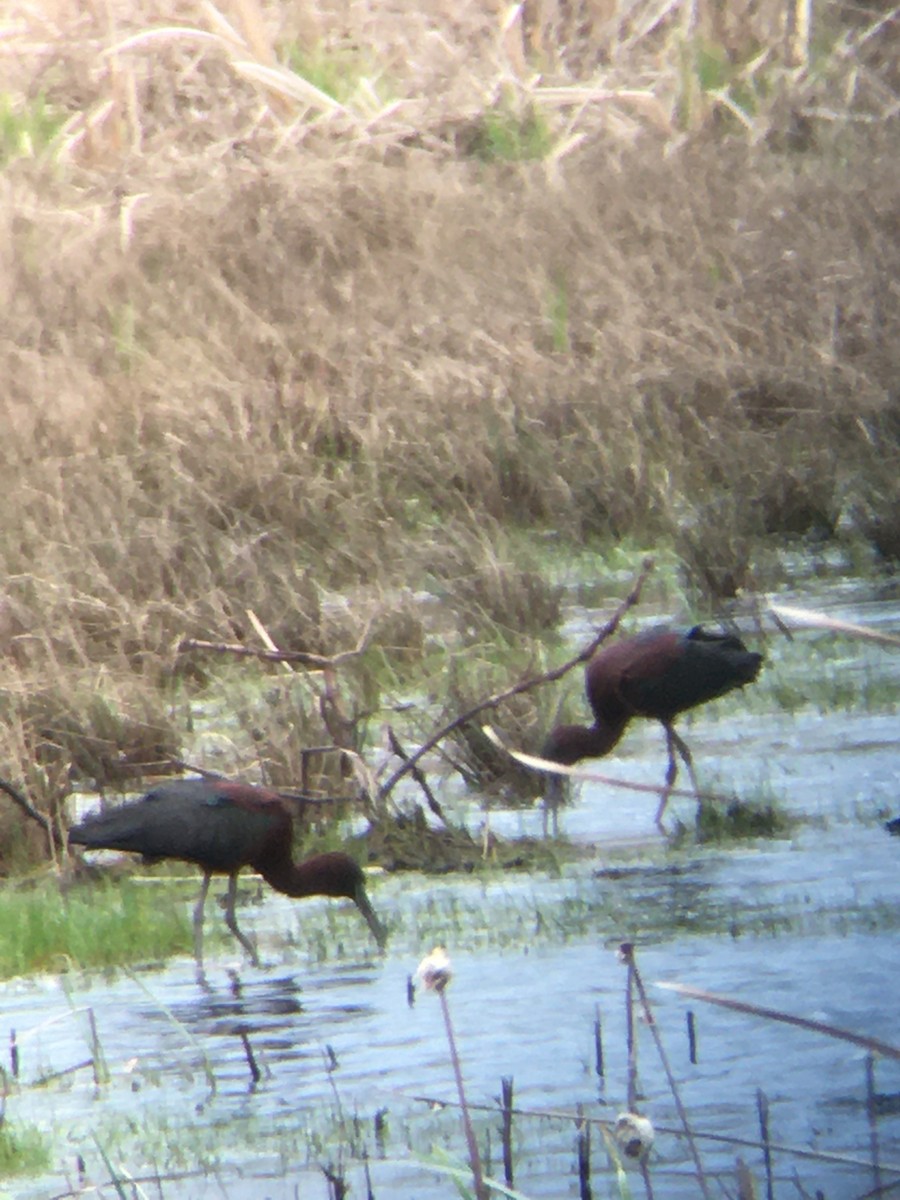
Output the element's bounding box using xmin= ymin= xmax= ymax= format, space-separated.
xmin=68 ymin=778 xmax=387 ymax=968
xmin=541 ymin=626 xmax=763 ymax=830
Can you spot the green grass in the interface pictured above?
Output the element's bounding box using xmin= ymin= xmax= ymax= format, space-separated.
xmin=675 ymin=37 xmax=764 ymax=133
xmin=0 ymin=876 xmax=192 ymax=978
xmin=765 ymin=655 xmax=900 ymax=715
xmin=0 ymin=865 xmax=397 ymax=978
xmin=371 ymin=847 xmax=900 ymax=950
xmin=546 ymin=275 xmax=571 ymax=353
xmin=468 ymin=105 xmax=554 ymax=162
xmin=692 ymin=795 xmax=790 ymax=843
xmin=0 ymin=92 xmax=65 ymax=165
xmin=0 ymin=1121 xmax=51 ymax=1179
xmin=109 ymin=301 xmax=141 ymax=370
xmin=282 ymin=43 xmax=376 ymax=105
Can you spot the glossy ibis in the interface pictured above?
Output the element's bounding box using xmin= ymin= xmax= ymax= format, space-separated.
xmin=541 ymin=625 xmax=763 ymax=829
xmin=68 ymin=778 xmax=387 ymax=967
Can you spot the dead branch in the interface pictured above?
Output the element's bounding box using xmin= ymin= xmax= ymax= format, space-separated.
xmin=0 ymin=776 xmax=51 ymax=832
xmin=378 ymin=558 xmax=654 ymax=800
xmin=768 ymin=602 xmax=900 ymax=648
xmin=386 ymin=726 xmax=450 ymax=825
xmin=177 ymin=619 xmax=374 ymax=669
xmin=0 ymin=775 xmax=65 ymax=864
xmin=658 ymin=981 xmax=900 ymax=1062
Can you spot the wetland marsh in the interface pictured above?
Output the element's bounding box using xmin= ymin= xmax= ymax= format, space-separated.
xmin=2 ymin=574 xmax=899 ymax=1199
xmin=2 ymin=0 xmax=899 ymax=1194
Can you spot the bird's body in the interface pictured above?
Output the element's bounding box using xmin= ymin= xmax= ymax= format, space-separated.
xmin=68 ymin=778 xmax=387 ymax=969
xmin=542 ymin=626 xmax=763 ymax=828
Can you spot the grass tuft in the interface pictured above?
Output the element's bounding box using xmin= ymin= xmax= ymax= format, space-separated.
xmin=0 ymin=877 xmax=192 ymax=979
xmin=282 ymin=43 xmax=378 ymax=106
xmin=466 ymin=103 xmax=554 ymax=162
xmin=0 ymin=1121 xmax=51 ymax=1178
xmin=692 ymin=797 xmax=791 ymax=843
xmin=0 ymin=93 xmax=65 ymax=164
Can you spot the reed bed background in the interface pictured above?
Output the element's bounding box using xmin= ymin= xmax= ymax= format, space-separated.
xmin=0 ymin=0 xmax=898 ymax=858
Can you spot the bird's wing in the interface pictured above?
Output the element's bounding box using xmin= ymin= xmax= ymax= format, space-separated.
xmin=69 ymin=788 xmax=283 ymax=872
xmin=619 ymin=632 xmax=757 ymax=718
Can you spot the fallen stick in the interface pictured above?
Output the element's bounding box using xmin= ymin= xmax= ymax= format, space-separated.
xmin=657 ymin=981 xmax=900 ymax=1062
xmin=769 ymin=602 xmax=900 ymax=648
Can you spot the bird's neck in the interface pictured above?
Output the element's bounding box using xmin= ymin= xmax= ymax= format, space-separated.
xmin=543 ymin=719 xmax=627 ymax=765
xmin=259 ymin=854 xmax=347 ymax=899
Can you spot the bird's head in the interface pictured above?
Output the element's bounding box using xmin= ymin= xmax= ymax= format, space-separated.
xmin=541 ymin=724 xmax=594 ymax=765
xmin=312 ymin=852 xmax=388 ymax=950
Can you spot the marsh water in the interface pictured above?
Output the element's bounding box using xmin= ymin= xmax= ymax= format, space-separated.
xmin=3 ymin=578 xmax=900 ymax=1200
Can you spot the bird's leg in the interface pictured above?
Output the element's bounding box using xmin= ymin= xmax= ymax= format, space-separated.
xmin=656 ymin=725 xmax=681 ymax=831
xmin=193 ymin=872 xmax=212 ymax=967
xmin=669 ymin=727 xmax=700 ymax=797
xmin=657 ymin=725 xmax=701 ymax=830
xmin=543 ymin=772 xmax=565 ymax=839
xmin=224 ymin=872 xmax=260 ymax=966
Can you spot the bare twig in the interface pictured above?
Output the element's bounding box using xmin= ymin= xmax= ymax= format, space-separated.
xmin=245 ymin=607 xmax=295 ymax=675
xmin=757 ymin=1088 xmax=774 ymax=1200
xmin=177 ymin=619 xmax=374 ymax=668
xmin=657 ymin=982 xmax=900 ymax=1061
xmin=0 ymin=775 xmax=62 ymax=863
xmin=386 ymin=727 xmax=449 ymax=825
xmin=866 ymin=1054 xmax=883 ymax=1198
xmin=769 ymin=603 xmax=900 ymax=648
xmin=378 ymin=558 xmax=655 ymax=800
xmin=166 ymin=761 xmax=355 ymax=809
xmin=0 ymin=776 xmax=51 ymax=832
xmin=406 ymin=1091 xmax=900 ymax=1175
xmin=625 ymin=955 xmax=638 ymax=1111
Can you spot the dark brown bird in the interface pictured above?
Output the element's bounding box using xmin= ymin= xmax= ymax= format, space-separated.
xmin=542 ymin=626 xmax=763 ymax=829
xmin=68 ymin=778 xmax=387 ymax=968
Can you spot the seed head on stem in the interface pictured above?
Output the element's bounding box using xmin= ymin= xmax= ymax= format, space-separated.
xmin=415 ymin=947 xmax=487 ymax=1200
xmin=417 ymin=945 xmax=452 ymax=994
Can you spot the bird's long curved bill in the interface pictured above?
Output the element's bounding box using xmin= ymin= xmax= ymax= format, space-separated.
xmin=356 ymin=885 xmax=388 ymax=949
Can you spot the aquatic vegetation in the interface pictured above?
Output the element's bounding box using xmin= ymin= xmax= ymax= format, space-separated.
xmin=692 ymin=797 xmax=789 ymax=843
xmin=0 ymin=876 xmax=191 ymax=978
xmin=0 ymin=850 xmax=895 ymax=1198
xmin=0 ymin=1120 xmax=50 ymax=1178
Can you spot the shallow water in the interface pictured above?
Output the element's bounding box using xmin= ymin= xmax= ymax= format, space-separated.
xmin=3 ymin=578 xmax=900 ymax=1200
